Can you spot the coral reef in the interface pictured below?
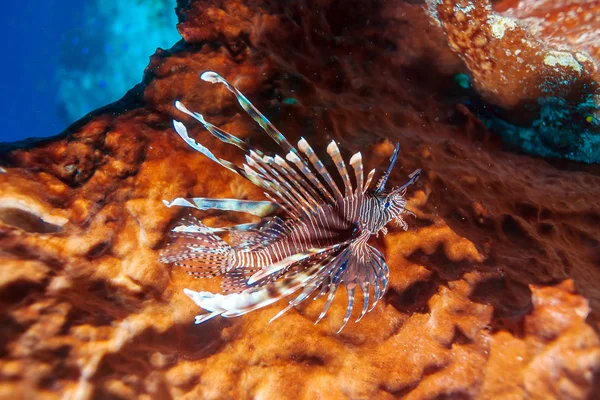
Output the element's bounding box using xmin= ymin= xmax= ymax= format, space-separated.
xmin=1 ymin=0 xmax=599 ymax=398
xmin=427 ymin=0 xmax=600 ymax=163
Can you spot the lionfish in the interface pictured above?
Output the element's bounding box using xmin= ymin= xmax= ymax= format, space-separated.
xmin=161 ymin=71 xmax=421 ymax=332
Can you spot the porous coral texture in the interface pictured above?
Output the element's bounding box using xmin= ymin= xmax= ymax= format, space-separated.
xmin=1 ymin=0 xmax=599 ymax=399
xmin=427 ymin=0 xmax=600 ymax=110
xmin=495 ymin=0 xmax=600 ymax=62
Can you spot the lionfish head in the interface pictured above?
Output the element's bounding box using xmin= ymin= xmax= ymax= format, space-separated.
xmin=382 ymin=187 xmax=408 ymax=216
xmin=370 ymin=143 xmax=421 ymax=232
xmin=366 ymin=188 xmax=408 ymax=234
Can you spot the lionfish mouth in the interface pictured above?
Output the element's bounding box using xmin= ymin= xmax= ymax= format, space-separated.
xmin=161 ymin=70 xmax=421 ymax=332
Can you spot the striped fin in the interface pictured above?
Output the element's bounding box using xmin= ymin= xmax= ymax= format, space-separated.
xmin=168 ymin=215 xmax=264 ymax=243
xmin=286 ymin=151 xmax=335 ymax=204
xmin=173 ymin=221 xmax=261 ymax=235
xmin=240 ymin=162 xmax=296 ymax=217
xmin=220 ymin=268 xmax=252 ymax=294
xmin=184 ymin=242 xmax=348 ymax=320
xmin=298 ymin=138 xmax=343 ymax=201
xmin=339 ymin=286 xmax=356 ymax=333
xmin=263 ymin=156 xmax=321 ymax=216
xmin=364 ymin=168 xmax=376 ymax=192
xmin=262 ymin=191 xmax=297 ymax=220
xmin=173 ymin=120 xmax=241 ymax=175
xmin=266 ymin=155 xmax=319 ymax=208
xmin=200 ymin=71 xmax=304 ymax=162
xmin=269 ymin=251 xmax=340 ymax=322
xmin=311 ymin=236 xmax=388 ymax=331
xmin=245 ymin=153 xmax=303 ymax=217
xmin=393 ymin=168 xmax=421 ymax=194
xmin=356 ymin=281 xmax=370 ymax=322
xmin=178 ymin=71 xmax=340 ymax=210
xmin=314 ymin=249 xmax=352 ymax=325
xmin=247 ymin=244 xmax=344 ymax=285
xmin=173 ymin=120 xmax=267 ymax=190
xmin=367 ymin=253 xmax=383 ymax=311
xmin=161 ymin=217 xmax=234 ymax=278
xmin=221 ymin=219 xmax=292 ymax=293
xmin=185 ymin=287 xmax=281 ymax=321
xmin=174 ymin=112 xmax=297 ymax=217
xmin=175 ymin=101 xmax=257 ymax=155
xmin=272 ymin=155 xmax=323 ymax=209
xmin=375 ymin=142 xmax=401 ymax=193
xmin=194 ymin=78 xmax=330 ymax=211
xmin=163 ymin=197 xmax=278 ymax=217
xmin=182 ymin=232 xmax=389 ymax=332
xmin=349 ymin=152 xmax=364 ymax=195
xmin=370 ymin=245 xmax=389 ymax=296
xmin=327 ymin=141 xmax=353 ymax=197
xmin=228 ymin=231 xmax=262 ymax=250
xmin=251 ymin=153 xmax=312 ymax=214
xmin=174 ymin=98 xmax=303 ymax=217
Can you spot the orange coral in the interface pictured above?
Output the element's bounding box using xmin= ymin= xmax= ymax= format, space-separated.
xmin=427 ymin=0 xmax=599 ymax=110
xmin=0 ymin=0 xmax=599 ymax=398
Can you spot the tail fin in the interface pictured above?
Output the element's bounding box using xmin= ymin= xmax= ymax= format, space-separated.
xmin=160 ymin=216 xmax=234 ymax=278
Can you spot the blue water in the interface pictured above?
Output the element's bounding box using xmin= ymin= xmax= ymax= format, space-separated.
xmin=0 ymin=1 xmax=82 ymax=143
xmin=0 ymin=0 xmax=180 ymax=144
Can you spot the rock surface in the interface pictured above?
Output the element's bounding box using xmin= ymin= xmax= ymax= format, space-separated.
xmin=428 ymin=0 xmax=600 ymax=110
xmin=1 ymin=0 xmax=599 ymax=398
xmin=427 ymin=0 xmax=600 ymax=163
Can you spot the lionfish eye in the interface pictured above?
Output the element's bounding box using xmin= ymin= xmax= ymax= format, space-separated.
xmin=384 ymin=201 xmax=390 ymax=208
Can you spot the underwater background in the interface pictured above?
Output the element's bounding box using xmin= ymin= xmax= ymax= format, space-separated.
xmin=0 ymin=0 xmax=179 ymax=143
